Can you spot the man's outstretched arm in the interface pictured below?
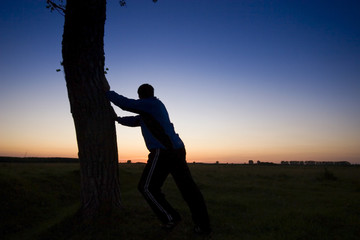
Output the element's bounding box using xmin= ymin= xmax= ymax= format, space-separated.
xmin=106 ymin=90 xmax=146 ymax=114
xmin=116 ymin=115 xmax=141 ymax=127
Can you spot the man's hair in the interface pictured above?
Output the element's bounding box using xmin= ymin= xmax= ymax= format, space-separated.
xmin=138 ymin=84 xmax=154 ymax=99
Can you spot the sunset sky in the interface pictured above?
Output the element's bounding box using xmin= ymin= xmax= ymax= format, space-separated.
xmin=1 ymin=0 xmax=359 ymax=164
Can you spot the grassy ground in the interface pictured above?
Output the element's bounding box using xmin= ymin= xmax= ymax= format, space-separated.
xmin=1 ymin=161 xmax=360 ymax=240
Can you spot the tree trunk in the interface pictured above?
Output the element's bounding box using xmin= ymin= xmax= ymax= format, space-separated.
xmin=62 ymin=0 xmax=121 ymax=217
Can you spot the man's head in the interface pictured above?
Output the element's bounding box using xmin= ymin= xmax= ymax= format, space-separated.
xmin=138 ymin=84 xmax=154 ymax=99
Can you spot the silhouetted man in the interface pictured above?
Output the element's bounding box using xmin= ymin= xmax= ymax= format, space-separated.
xmin=106 ymin=84 xmax=211 ymax=234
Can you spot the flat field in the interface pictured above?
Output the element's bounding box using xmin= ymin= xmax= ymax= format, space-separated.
xmin=1 ymin=160 xmax=359 ymax=240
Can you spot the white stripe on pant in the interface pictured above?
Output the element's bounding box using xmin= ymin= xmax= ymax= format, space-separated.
xmin=143 ymin=149 xmax=173 ymax=222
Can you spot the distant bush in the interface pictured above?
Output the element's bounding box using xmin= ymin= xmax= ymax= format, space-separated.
xmin=323 ymin=167 xmax=337 ymax=181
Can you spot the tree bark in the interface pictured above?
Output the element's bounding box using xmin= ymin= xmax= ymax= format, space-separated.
xmin=62 ymin=0 xmax=121 ymax=217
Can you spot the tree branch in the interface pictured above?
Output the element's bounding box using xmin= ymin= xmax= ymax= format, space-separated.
xmin=46 ymin=0 xmax=66 ymax=16
xmin=119 ymin=0 xmax=158 ymax=7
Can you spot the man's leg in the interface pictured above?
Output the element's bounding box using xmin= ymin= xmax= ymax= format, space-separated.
xmin=170 ymin=148 xmax=211 ymax=231
xmin=138 ymin=149 xmax=181 ymax=225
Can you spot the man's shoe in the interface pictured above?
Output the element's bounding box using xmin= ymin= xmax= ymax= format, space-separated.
xmin=161 ymin=220 xmax=180 ymax=230
xmin=194 ymin=225 xmax=212 ymax=235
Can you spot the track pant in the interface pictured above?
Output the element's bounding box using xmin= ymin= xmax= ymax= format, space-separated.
xmin=138 ymin=148 xmax=210 ymax=228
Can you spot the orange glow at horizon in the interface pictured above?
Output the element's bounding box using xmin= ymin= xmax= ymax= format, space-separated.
xmin=2 ymin=142 xmax=358 ymax=164
xmin=0 ymin=85 xmax=359 ymax=164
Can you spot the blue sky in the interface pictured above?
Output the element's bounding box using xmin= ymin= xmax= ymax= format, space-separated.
xmin=1 ymin=0 xmax=359 ymax=163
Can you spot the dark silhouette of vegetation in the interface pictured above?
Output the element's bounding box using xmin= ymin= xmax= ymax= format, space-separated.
xmin=322 ymin=167 xmax=338 ymax=181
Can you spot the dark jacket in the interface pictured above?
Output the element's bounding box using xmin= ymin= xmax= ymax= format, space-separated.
xmin=106 ymin=91 xmax=184 ymax=151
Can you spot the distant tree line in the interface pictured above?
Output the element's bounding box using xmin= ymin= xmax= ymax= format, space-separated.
xmin=280 ymin=161 xmax=351 ymax=166
xmin=0 ymin=157 xmax=79 ymax=163
xmin=248 ymin=160 xmax=352 ymax=166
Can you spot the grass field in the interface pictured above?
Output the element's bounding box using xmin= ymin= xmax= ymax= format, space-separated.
xmin=1 ymin=160 xmax=359 ymax=240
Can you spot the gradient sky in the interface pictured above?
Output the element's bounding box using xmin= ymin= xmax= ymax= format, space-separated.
xmin=1 ymin=0 xmax=359 ymax=164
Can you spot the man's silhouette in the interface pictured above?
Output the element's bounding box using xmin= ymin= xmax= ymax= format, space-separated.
xmin=106 ymin=84 xmax=211 ymax=234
